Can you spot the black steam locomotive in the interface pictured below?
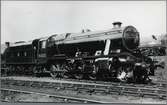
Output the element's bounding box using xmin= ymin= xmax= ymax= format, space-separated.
xmin=2 ymin=22 xmax=150 ymax=83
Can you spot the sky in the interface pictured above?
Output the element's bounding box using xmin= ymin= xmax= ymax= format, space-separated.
xmin=1 ymin=1 xmax=166 ymax=44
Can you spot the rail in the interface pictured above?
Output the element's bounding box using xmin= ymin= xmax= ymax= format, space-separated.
xmin=1 ymin=77 xmax=166 ymax=100
xmin=1 ymin=88 xmax=105 ymax=103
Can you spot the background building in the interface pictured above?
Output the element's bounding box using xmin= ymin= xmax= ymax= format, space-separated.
xmin=160 ymin=33 xmax=167 ymax=46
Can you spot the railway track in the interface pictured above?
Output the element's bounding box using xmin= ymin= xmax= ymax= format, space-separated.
xmin=1 ymin=66 xmax=167 ymax=88
xmin=1 ymin=88 xmax=104 ymax=103
xmin=1 ymin=76 xmax=166 ymax=100
xmin=1 ymin=75 xmax=166 ymax=89
xmin=58 ymin=78 xmax=167 ymax=89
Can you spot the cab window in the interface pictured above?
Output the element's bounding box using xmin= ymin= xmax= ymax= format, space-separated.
xmin=40 ymin=40 xmax=46 ymax=49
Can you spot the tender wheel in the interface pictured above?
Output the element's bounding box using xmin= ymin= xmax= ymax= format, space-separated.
xmin=28 ymin=66 xmax=34 ymax=75
xmin=16 ymin=66 xmax=21 ymax=76
xmin=32 ymin=66 xmax=37 ymax=77
xmin=8 ymin=66 xmax=13 ymax=76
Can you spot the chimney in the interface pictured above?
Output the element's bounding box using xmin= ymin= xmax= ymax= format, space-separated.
xmin=112 ymin=22 xmax=122 ymax=28
xmin=5 ymin=42 xmax=10 ymax=47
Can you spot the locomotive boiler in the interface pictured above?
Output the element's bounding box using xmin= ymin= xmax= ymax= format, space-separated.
xmin=3 ymin=22 xmax=147 ymax=82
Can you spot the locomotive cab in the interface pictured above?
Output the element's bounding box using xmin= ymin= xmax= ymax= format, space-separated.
xmin=36 ymin=37 xmax=50 ymax=65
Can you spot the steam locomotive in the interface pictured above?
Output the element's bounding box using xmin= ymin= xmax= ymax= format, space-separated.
xmin=2 ymin=22 xmax=150 ymax=83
